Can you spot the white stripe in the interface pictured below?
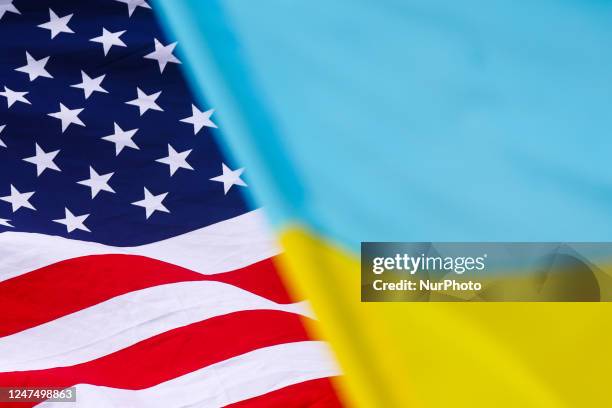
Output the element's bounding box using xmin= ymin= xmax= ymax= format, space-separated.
xmin=0 ymin=209 xmax=279 ymax=283
xmin=37 ymin=341 xmax=339 ymax=408
xmin=0 ymin=281 xmax=311 ymax=372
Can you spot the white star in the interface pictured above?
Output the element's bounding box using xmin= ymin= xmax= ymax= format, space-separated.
xmin=48 ymin=103 xmax=85 ymax=132
xmin=102 ymin=122 xmax=139 ymax=155
xmin=144 ymin=39 xmax=181 ymax=73
xmin=53 ymin=207 xmax=91 ymax=233
xmin=156 ymin=145 xmax=193 ymax=176
xmin=115 ymin=0 xmax=151 ymax=17
xmin=77 ymin=166 xmax=115 ymax=198
xmin=90 ymin=28 xmax=126 ymax=56
xmin=0 ymin=86 xmax=30 ymax=108
xmin=180 ymin=104 xmax=217 ymax=134
xmin=0 ymin=124 xmax=6 ymax=148
xmin=0 ymin=218 xmax=12 ymax=228
xmin=132 ymin=187 xmax=169 ymax=219
xmin=0 ymin=1 xmax=20 ymax=20
xmin=15 ymin=52 xmax=52 ymax=81
xmin=71 ymin=71 xmax=108 ymax=99
xmin=125 ymin=87 xmax=162 ymax=115
xmin=38 ymin=8 xmax=74 ymax=39
xmin=23 ymin=143 xmax=61 ymax=176
xmin=210 ymin=163 xmax=247 ymax=194
xmin=0 ymin=185 xmax=35 ymax=212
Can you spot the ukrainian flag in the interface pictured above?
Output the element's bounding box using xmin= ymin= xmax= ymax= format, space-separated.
xmin=155 ymin=1 xmax=612 ymax=406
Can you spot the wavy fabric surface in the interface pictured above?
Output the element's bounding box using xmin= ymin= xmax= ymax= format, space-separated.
xmin=0 ymin=1 xmax=341 ymax=406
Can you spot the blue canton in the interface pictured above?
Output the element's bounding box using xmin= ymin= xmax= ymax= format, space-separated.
xmin=0 ymin=0 xmax=250 ymax=246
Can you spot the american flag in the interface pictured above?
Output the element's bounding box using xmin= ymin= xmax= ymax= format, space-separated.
xmin=0 ymin=1 xmax=341 ymax=406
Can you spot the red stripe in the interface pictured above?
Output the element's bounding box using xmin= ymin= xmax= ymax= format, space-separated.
xmin=0 ymin=310 xmax=314 ymax=392
xmin=226 ymin=377 xmax=344 ymax=408
xmin=0 ymin=255 xmax=294 ymax=337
